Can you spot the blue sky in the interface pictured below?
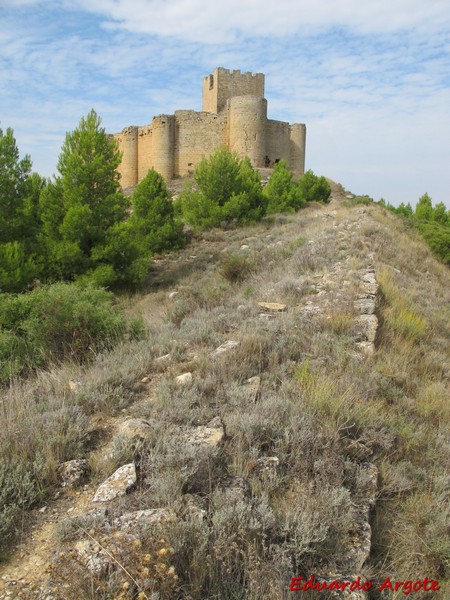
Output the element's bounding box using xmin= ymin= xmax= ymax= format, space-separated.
xmin=1 ymin=0 xmax=450 ymax=207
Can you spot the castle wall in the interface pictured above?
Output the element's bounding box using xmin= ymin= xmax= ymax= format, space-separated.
xmin=137 ymin=125 xmax=152 ymax=181
xmin=115 ymin=126 xmax=139 ymax=188
xmin=290 ymin=123 xmax=307 ymax=175
xmin=174 ymin=110 xmax=226 ymax=176
xmin=227 ymin=96 xmax=267 ymax=167
xmin=203 ymin=68 xmax=265 ymax=113
xmin=266 ymin=119 xmax=292 ymax=166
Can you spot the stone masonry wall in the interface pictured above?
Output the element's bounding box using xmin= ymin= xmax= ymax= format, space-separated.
xmin=266 ymin=119 xmax=292 ymax=166
xmin=174 ymin=110 xmax=227 ymax=176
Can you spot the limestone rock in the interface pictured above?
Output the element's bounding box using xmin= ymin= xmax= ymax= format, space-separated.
xmin=155 ymin=353 xmax=171 ymax=363
xmin=116 ymin=418 xmax=151 ymax=440
xmin=184 ymin=418 xmax=225 ymax=448
xmin=113 ymin=508 xmax=176 ymax=532
xmin=74 ymin=539 xmax=111 ymax=576
xmin=93 ymin=463 xmax=137 ymax=503
xmin=211 ymin=340 xmax=240 ymax=358
xmin=355 ymin=314 xmax=378 ymax=343
xmin=176 ymin=372 xmax=193 ymax=385
xmin=257 ymin=302 xmax=287 ymax=312
xmin=353 ymin=298 xmax=376 ymax=315
xmin=57 ymin=459 xmax=88 ymax=488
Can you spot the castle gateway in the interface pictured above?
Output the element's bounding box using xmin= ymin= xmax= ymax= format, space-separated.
xmin=114 ymin=68 xmax=306 ymax=187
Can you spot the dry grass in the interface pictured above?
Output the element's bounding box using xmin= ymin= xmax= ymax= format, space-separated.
xmin=1 ymin=198 xmax=449 ymax=598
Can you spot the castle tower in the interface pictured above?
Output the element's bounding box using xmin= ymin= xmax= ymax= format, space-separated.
xmin=202 ymin=68 xmax=265 ymax=114
xmin=290 ymin=123 xmax=307 ymax=175
xmin=150 ymin=115 xmax=175 ymax=181
xmin=227 ymin=96 xmax=267 ymax=167
xmin=115 ymin=126 xmax=139 ymax=188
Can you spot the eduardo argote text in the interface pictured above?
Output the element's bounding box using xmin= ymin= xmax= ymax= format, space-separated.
xmin=290 ymin=575 xmax=440 ymax=595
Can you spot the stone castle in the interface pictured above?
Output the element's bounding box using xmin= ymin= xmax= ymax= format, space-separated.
xmin=113 ymin=67 xmax=306 ymax=187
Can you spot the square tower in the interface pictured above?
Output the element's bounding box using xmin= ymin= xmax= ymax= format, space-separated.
xmin=202 ymin=67 xmax=265 ymax=114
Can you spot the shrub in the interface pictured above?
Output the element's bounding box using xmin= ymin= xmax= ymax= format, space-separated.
xmin=264 ymin=160 xmax=304 ymax=213
xmin=175 ymin=147 xmax=266 ymax=229
xmin=219 ymin=253 xmax=253 ymax=283
xmin=416 ymin=221 xmax=450 ymax=265
xmin=297 ymin=169 xmax=331 ymax=203
xmin=0 ymin=282 xmax=142 ymax=382
xmin=129 ymin=168 xmax=185 ymax=254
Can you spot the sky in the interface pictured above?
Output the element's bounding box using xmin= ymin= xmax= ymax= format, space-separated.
xmin=1 ymin=0 xmax=450 ymax=207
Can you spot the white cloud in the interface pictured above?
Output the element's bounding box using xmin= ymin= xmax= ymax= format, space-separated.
xmin=72 ymin=0 xmax=450 ymax=42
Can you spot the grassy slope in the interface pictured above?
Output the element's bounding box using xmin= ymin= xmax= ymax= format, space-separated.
xmin=1 ymin=192 xmax=449 ymax=598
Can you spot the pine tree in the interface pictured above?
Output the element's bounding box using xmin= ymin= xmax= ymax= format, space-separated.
xmin=264 ymin=160 xmax=304 ymax=213
xmin=129 ymin=168 xmax=184 ymax=254
xmin=0 ymin=128 xmax=43 ymax=291
xmin=39 ymin=110 xmax=147 ymax=286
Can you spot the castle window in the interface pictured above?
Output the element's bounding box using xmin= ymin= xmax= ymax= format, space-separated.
xmin=209 ymin=75 xmax=214 ymax=90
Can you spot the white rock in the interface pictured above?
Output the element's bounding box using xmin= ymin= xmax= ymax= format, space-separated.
xmin=93 ymin=463 xmax=136 ymax=503
xmin=211 ymin=340 xmax=240 ymax=358
xmin=176 ymin=372 xmax=193 ymax=385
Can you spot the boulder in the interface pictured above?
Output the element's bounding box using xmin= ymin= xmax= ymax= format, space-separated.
xmin=116 ymin=418 xmax=151 ymax=441
xmin=57 ymin=459 xmax=88 ymax=488
xmin=176 ymin=372 xmax=193 ymax=386
xmin=93 ymin=463 xmax=137 ymax=503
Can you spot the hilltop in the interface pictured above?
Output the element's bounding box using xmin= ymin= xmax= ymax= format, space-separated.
xmin=0 ymin=183 xmax=449 ymax=599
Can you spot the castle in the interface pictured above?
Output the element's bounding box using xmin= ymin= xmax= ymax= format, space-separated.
xmin=113 ymin=68 xmax=306 ymax=187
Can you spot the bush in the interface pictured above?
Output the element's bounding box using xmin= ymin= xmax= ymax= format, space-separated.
xmin=416 ymin=221 xmax=450 ymax=265
xmin=264 ymin=160 xmax=304 ymax=213
xmin=0 ymin=282 xmax=142 ymax=382
xmin=219 ymin=253 xmax=253 ymax=283
xmin=297 ymin=169 xmax=331 ymax=203
xmin=175 ymin=147 xmax=266 ymax=229
xmin=129 ymin=168 xmax=185 ymax=254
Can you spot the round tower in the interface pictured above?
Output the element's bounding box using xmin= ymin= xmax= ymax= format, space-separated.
xmin=227 ymin=96 xmax=267 ymax=167
xmin=289 ymin=123 xmax=306 ymax=175
xmin=116 ymin=126 xmax=138 ymax=188
xmin=151 ymin=115 xmax=175 ymax=181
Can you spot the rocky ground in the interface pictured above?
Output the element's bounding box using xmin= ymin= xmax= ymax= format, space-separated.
xmin=1 ymin=183 xmax=448 ymax=599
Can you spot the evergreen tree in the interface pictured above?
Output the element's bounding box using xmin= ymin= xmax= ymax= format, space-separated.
xmin=433 ymin=202 xmax=449 ymax=226
xmin=264 ymin=160 xmax=304 ymax=213
xmin=129 ymin=168 xmax=184 ymax=254
xmin=297 ymin=169 xmax=331 ymax=204
xmin=414 ymin=193 xmax=433 ymax=221
xmin=0 ymin=128 xmax=43 ymax=291
xmin=39 ymin=110 xmax=147 ymax=286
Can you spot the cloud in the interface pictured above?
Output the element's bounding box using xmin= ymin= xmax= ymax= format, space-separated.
xmin=1 ymin=1 xmax=449 ymax=205
xmin=73 ymin=0 xmax=450 ymax=42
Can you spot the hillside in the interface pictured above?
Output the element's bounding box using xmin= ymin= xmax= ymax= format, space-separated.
xmin=0 ymin=184 xmax=449 ymax=599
